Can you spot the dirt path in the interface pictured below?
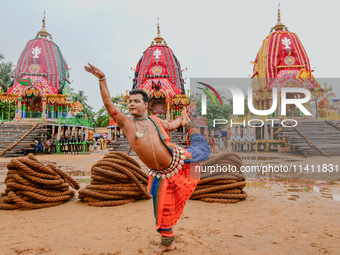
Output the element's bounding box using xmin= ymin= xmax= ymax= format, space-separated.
xmin=0 ymin=151 xmax=339 ymax=254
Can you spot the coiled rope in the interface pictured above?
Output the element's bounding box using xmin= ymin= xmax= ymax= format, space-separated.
xmin=190 ymin=152 xmax=247 ymax=203
xmin=78 ymin=151 xmax=151 ymax=207
xmin=0 ymin=154 xmax=79 ymax=210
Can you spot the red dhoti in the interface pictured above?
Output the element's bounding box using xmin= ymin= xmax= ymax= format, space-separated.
xmin=147 ymin=116 xmax=210 ymax=237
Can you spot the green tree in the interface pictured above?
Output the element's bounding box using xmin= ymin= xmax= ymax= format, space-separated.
xmin=82 ymin=103 xmax=95 ymax=119
xmin=194 ymin=90 xmax=250 ymax=130
xmin=73 ymin=90 xmax=88 ymax=103
xmin=72 ymin=89 xmax=95 ymax=119
xmin=0 ymin=54 xmax=14 ymax=92
xmin=0 ymin=102 xmax=15 ymax=121
xmin=95 ymin=106 xmax=110 ymax=127
xmin=0 ymin=54 xmax=15 ymax=120
xmin=94 ymin=96 xmax=122 ymax=127
xmin=195 ymin=90 xmax=233 ymax=130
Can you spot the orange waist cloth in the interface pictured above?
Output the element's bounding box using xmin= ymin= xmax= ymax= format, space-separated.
xmin=148 ymin=162 xmax=200 ymax=237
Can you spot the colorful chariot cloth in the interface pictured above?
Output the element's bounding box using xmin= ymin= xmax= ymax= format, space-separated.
xmin=147 ymin=115 xmax=210 ymax=237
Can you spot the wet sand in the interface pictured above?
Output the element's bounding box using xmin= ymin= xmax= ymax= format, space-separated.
xmin=0 ymin=150 xmax=340 ymax=255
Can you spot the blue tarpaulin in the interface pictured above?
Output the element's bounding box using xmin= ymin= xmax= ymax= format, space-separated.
xmin=221 ymin=131 xmax=228 ymax=136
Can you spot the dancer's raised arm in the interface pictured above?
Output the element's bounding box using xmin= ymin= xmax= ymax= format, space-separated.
xmin=84 ymin=63 xmax=127 ymax=128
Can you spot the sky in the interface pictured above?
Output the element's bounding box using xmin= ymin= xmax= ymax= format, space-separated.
xmin=1 ymin=0 xmax=339 ymax=111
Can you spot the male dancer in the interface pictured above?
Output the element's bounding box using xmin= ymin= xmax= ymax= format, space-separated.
xmin=85 ymin=63 xmax=210 ymax=254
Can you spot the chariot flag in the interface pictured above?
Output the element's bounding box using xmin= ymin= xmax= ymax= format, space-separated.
xmin=16 ymin=77 xmax=33 ymax=87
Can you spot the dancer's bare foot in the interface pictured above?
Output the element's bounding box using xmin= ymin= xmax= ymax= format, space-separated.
xmin=181 ymin=107 xmax=190 ymax=128
xmin=152 ymin=243 xmax=176 ymax=255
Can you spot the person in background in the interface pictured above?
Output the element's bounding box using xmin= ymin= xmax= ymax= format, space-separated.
xmin=50 ymin=135 xmax=56 ymax=154
xmin=44 ymin=138 xmax=51 ymax=153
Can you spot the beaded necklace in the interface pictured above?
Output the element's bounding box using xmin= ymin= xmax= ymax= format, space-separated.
xmin=133 ymin=115 xmax=148 ymax=138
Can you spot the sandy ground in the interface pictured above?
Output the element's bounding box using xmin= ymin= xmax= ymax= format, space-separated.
xmin=0 ymin=150 xmax=340 ymax=255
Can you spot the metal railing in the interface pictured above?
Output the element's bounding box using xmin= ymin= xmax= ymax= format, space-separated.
xmin=320 ymin=112 xmax=340 ymax=121
xmin=191 ymin=117 xmax=206 ymax=126
xmin=58 ymin=117 xmax=93 ymax=127
xmin=232 ymin=115 xmax=270 ymax=125
xmin=0 ymin=114 xmax=93 ymax=127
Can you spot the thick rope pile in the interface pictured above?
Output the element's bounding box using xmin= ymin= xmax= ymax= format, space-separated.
xmin=0 ymin=154 xmax=80 ymax=210
xmin=190 ymin=152 xmax=247 ymax=204
xmin=78 ymin=151 xmax=151 ymax=207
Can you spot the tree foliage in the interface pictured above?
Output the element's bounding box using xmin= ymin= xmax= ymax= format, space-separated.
xmin=94 ymin=96 xmax=124 ymax=127
xmin=195 ymin=96 xmax=233 ymax=129
xmin=194 ymin=89 xmax=250 ymax=130
xmin=72 ymin=90 xmax=88 ymax=103
xmin=0 ymin=102 xmax=15 ymax=121
xmin=72 ymin=89 xmax=95 ymax=119
xmin=0 ymin=53 xmax=14 ymax=92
